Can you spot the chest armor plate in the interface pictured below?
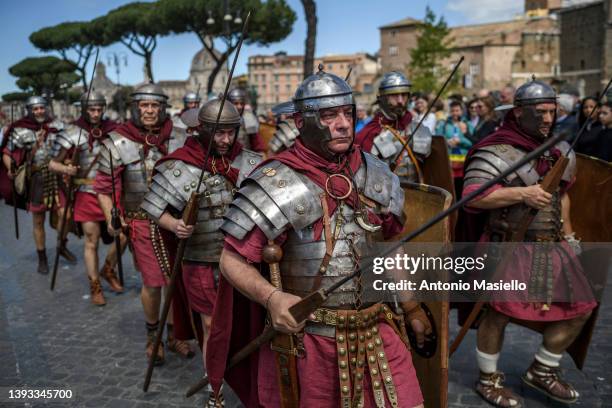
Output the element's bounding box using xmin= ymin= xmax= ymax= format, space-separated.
xmin=123 ymin=147 xmax=165 ymax=212
xmin=183 ymin=168 xmax=236 ymax=263
xmin=279 ymin=166 xmax=383 ymax=309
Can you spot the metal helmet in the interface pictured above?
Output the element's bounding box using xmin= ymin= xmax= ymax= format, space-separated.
xmin=271 ymin=101 xmax=296 ymax=118
xmin=513 ymin=77 xmax=557 ymax=139
xmin=129 ymin=83 xmax=169 ymax=126
xmin=227 ymin=88 xmax=248 ymax=104
xmin=197 ymin=98 xmax=242 ymax=155
xmin=378 ymin=71 xmax=411 ymax=120
xmin=292 ymin=65 xmax=355 ymax=159
xmin=183 ymin=91 xmax=201 ymax=107
xmin=25 ymin=95 xmax=49 ymax=121
xmin=514 ymin=78 xmax=557 ymax=107
xmin=80 ymin=91 xmax=106 ymax=122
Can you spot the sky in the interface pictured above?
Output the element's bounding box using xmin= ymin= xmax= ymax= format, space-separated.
xmin=0 ymin=0 xmax=526 ymax=96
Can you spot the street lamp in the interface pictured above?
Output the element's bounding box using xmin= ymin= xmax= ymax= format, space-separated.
xmin=106 ymin=52 xmax=128 ymax=86
xmin=207 ymin=10 xmax=215 ymax=25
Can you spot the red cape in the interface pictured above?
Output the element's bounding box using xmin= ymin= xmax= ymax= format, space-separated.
xmin=457 ymin=110 xmax=567 ymax=242
xmin=355 ymin=111 xmax=412 ymax=152
xmin=206 ymin=142 xmax=402 ymax=406
xmin=156 ymin=137 xmax=243 ymax=186
xmin=73 ymin=117 xmax=117 ymax=151
xmin=114 ymin=118 xmax=174 ymax=155
xmin=0 ymin=116 xmax=59 ymax=203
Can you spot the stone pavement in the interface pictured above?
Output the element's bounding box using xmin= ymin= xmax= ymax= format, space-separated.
xmin=0 ymin=202 xmax=610 ymax=407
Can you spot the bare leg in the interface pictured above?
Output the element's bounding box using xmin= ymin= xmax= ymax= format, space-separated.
xmin=201 ymin=313 xmax=212 ymax=369
xmin=82 ymin=221 xmax=101 ymax=281
xmin=542 ymin=312 xmax=592 ymax=354
xmin=32 ymin=212 xmax=46 ymax=250
xmin=477 ymin=308 xmax=510 ymax=354
xmin=103 ymin=232 xmax=128 ymax=266
xmin=141 ymin=286 xmax=162 ymax=324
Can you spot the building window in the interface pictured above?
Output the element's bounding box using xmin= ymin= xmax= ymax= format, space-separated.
xmin=275 ymin=85 xmax=279 ymax=92
xmin=274 ymin=74 xmax=279 ymax=81
xmin=286 ymin=74 xmax=290 ymax=81
xmin=580 ymin=59 xmax=585 ymax=70
xmin=286 ymin=84 xmax=291 ymax=92
xmin=389 ymin=46 xmax=399 ymax=56
xmin=469 ymin=63 xmax=480 ymax=76
xmin=391 ymin=30 xmax=396 ymax=37
xmin=364 ymin=83 xmax=373 ymax=93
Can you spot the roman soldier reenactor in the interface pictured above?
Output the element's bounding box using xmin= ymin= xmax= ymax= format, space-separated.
xmin=462 ymin=80 xmax=597 ymax=407
xmin=227 ymin=87 xmax=266 ymax=153
xmin=2 ymin=96 xmax=77 ymax=274
xmin=49 ymin=91 xmax=125 ymax=306
xmin=206 ymin=67 xmax=430 ymax=407
xmin=173 ymin=91 xmax=202 ymax=130
xmin=94 ymin=83 xmax=194 ymax=365
xmin=356 ymin=71 xmax=432 ymax=183
xmin=141 ymin=98 xmax=263 ymax=407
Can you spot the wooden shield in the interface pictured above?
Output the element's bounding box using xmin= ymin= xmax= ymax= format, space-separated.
xmin=569 ymin=154 xmax=612 ymax=242
xmin=566 ymin=154 xmax=612 ymax=368
xmin=422 ymin=135 xmax=457 ymax=239
xmin=510 ymin=154 xmax=612 ymax=369
xmin=395 ymin=181 xmax=452 ymax=408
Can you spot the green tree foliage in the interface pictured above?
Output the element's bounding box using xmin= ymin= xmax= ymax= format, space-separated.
xmin=158 ymin=0 xmax=296 ymax=94
xmin=9 ymin=57 xmax=80 ymax=97
xmin=29 ymin=21 xmax=103 ymax=89
xmin=2 ymin=92 xmax=31 ymax=103
xmin=91 ymin=2 xmax=167 ymax=82
xmin=409 ymin=6 xmax=457 ymax=94
xmin=110 ymin=86 xmax=134 ymax=120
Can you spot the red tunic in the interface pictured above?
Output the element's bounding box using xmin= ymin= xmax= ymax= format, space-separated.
xmin=462 ymin=111 xmax=597 ymax=321
xmin=206 ymin=143 xmax=421 ymax=407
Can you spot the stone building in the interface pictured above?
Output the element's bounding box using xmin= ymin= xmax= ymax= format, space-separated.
xmin=379 ymin=12 xmax=561 ymax=95
xmin=248 ymin=52 xmax=379 ymax=112
xmin=157 ymin=48 xmax=228 ymax=113
xmin=558 ymin=0 xmax=612 ymax=97
xmin=379 ymin=18 xmax=421 ymax=73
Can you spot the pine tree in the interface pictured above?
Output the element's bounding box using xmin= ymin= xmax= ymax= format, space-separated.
xmin=409 ymin=6 xmax=456 ymax=94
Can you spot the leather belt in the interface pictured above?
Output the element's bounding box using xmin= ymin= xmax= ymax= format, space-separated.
xmin=304 ymin=303 xmax=407 ymax=408
xmin=73 ymin=178 xmax=94 ymax=185
xmin=124 ymin=210 xmax=149 ymax=220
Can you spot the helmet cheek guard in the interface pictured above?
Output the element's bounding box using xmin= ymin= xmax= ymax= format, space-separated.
xmin=293 ymin=66 xmax=355 ymax=160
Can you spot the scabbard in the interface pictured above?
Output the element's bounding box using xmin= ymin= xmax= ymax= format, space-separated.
xmin=264 ymin=240 xmax=300 ymax=408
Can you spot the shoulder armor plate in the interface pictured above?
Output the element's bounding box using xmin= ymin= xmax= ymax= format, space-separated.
xmin=233 ymin=149 xmax=264 ymax=186
xmin=243 ymin=111 xmax=259 ymax=134
xmin=362 ymin=152 xmax=394 ymax=207
xmin=108 ymin=131 xmax=142 ymax=165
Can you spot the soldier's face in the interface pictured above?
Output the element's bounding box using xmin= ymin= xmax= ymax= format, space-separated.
xmin=32 ymin=105 xmax=47 ymax=123
xmin=86 ymin=106 xmax=103 ymax=125
xmin=186 ymin=101 xmax=199 ymax=110
xmin=233 ymin=101 xmax=245 ymax=115
xmin=214 ymin=128 xmax=236 ymax=156
xmin=319 ymin=105 xmax=354 ymax=154
xmin=515 ymin=102 xmax=556 ymax=138
xmin=138 ymin=101 xmax=161 ymax=126
xmin=386 ymin=93 xmax=409 ymax=109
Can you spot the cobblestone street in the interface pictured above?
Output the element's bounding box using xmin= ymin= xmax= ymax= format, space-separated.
xmin=0 ymin=203 xmax=610 ymax=407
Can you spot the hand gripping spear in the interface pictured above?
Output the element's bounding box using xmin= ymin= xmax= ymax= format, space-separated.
xmin=448 ymin=76 xmax=612 ymax=356
xmin=9 ymin=103 xmax=19 ymax=239
xmin=185 ymin=83 xmax=581 ymax=398
xmin=108 ymin=152 xmax=124 ymax=286
xmin=50 ymin=48 xmax=100 ymax=291
xmin=389 ymin=56 xmax=465 ymax=172
xmin=142 ymin=11 xmax=252 ymax=393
